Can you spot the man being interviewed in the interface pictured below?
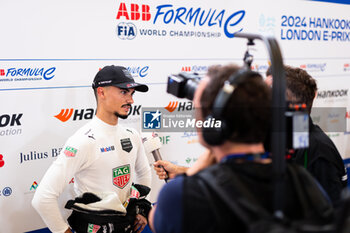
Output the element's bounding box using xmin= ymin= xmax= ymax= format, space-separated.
xmin=32 ymin=65 xmax=152 ymax=233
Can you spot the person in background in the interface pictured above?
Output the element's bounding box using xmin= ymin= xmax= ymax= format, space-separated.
xmin=266 ymin=65 xmax=347 ymax=206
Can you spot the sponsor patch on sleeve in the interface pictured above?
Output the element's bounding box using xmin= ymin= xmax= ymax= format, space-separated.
xmin=64 ymin=146 xmax=78 ymax=157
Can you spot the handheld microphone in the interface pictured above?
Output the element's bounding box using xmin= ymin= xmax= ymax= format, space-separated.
xmin=142 ymin=133 xmax=169 ymax=183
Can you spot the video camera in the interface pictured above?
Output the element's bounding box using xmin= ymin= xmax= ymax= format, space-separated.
xmin=166 ymin=63 xmax=309 ymax=152
xmin=167 ymin=72 xmax=309 ymax=151
xmin=167 ymin=72 xmax=201 ymax=101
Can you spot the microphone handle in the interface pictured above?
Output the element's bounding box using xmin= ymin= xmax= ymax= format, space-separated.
xmin=152 ymin=150 xmax=169 ymax=183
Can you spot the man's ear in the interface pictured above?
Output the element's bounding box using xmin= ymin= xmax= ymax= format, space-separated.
xmin=97 ymin=87 xmax=106 ymax=99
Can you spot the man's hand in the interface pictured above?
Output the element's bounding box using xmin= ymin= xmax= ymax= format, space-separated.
xmin=153 ymin=160 xmax=188 ymax=180
xmin=134 ymin=214 xmax=147 ymax=233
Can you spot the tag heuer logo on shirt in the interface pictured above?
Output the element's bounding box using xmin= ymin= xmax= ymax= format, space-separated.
xmin=113 ymin=164 xmax=130 ymax=188
xmin=87 ymin=223 xmax=101 ymax=233
xmin=64 ymin=146 xmax=77 ymax=157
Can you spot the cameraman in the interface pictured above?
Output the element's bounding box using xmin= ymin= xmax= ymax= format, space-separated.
xmin=266 ymin=65 xmax=347 ymax=206
xmin=148 ymin=64 xmax=333 ymax=233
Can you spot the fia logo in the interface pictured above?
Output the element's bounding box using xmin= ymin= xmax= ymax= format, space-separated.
xmin=117 ymin=22 xmax=137 ymax=40
xmin=143 ymin=110 xmax=161 ymax=129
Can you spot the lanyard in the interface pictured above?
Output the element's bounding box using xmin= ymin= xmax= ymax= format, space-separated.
xmin=221 ymin=152 xmax=270 ymax=163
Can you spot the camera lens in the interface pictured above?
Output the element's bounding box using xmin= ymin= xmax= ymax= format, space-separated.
xmin=183 ymin=78 xmax=200 ymax=100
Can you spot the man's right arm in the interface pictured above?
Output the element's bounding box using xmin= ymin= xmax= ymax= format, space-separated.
xmin=32 ymin=139 xmax=89 ymax=233
xmin=32 ymin=158 xmax=74 ymax=233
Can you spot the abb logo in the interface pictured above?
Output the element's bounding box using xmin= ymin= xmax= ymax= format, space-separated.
xmin=116 ymin=3 xmax=151 ymax=21
xmin=0 ymin=69 xmax=5 ymax=76
xmin=182 ymin=67 xmax=191 ymax=72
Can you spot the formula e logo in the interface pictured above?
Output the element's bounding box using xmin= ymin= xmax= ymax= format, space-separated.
xmin=127 ymin=66 xmax=149 ymax=78
xmin=143 ymin=110 xmax=161 ymax=129
xmin=300 ymin=63 xmax=327 ymax=72
xmin=0 ymin=67 xmax=56 ymax=80
xmin=117 ymin=22 xmax=137 ymax=40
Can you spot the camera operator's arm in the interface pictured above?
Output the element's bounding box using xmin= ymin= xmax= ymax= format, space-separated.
xmin=154 ymin=160 xmax=188 ymax=179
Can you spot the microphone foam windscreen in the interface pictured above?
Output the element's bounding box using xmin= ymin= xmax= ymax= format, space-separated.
xmin=142 ymin=135 xmax=162 ymax=154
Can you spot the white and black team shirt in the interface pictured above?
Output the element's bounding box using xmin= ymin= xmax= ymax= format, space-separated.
xmin=32 ymin=117 xmax=152 ymax=233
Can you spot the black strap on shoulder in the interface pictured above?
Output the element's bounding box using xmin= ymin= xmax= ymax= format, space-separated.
xmin=196 ymin=177 xmax=231 ymax=232
xmin=197 ymin=165 xmax=271 ymax=224
xmin=197 ymin=163 xmax=336 ymax=232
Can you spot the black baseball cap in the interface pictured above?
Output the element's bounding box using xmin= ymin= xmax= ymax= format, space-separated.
xmin=92 ymin=65 xmax=149 ymax=92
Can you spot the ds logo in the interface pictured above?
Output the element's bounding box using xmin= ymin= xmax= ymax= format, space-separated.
xmin=117 ymin=22 xmax=137 ymax=40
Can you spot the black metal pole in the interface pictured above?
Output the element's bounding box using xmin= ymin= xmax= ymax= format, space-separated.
xmin=234 ymin=32 xmax=286 ymax=218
